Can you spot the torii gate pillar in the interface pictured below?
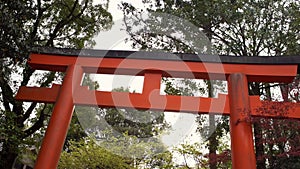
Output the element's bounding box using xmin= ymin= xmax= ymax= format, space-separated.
xmin=34 ymin=65 xmax=84 ymax=169
xmin=228 ymin=73 xmax=256 ymax=169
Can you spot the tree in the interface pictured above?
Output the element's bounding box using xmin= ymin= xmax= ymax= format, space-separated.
xmin=163 ymin=78 xmax=230 ymax=168
xmin=120 ymin=0 xmax=300 ymax=168
xmin=120 ymin=1 xmax=232 ymax=168
xmin=0 ymin=0 xmax=112 ymax=168
xmin=142 ymin=151 xmax=174 ymax=169
xmin=74 ymin=86 xmax=170 ymax=167
xmin=58 ymin=138 xmax=133 ymax=169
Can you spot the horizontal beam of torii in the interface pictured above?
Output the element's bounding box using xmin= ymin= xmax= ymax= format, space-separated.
xmin=17 ymin=84 xmax=300 ymax=118
xmin=16 ymin=47 xmax=300 ymax=169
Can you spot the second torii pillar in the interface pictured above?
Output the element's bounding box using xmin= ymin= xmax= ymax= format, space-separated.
xmin=228 ymin=73 xmax=256 ymax=169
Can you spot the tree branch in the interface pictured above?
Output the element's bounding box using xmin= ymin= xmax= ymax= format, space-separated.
xmin=21 ymin=65 xmax=35 ymax=86
xmin=29 ymin=0 xmax=44 ymax=45
xmin=237 ymin=21 xmax=248 ymax=56
xmin=46 ymin=0 xmax=87 ymax=47
xmin=21 ymin=71 xmax=56 ymax=123
xmin=21 ymin=102 xmax=37 ymax=124
xmin=259 ymin=83 xmax=284 ymax=90
xmin=210 ymin=30 xmax=240 ymax=56
xmin=0 ymin=72 xmax=16 ymax=112
xmin=23 ymin=104 xmax=47 ymax=138
xmin=2 ymin=95 xmax=11 ymax=112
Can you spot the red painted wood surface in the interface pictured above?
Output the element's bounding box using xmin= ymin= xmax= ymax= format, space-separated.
xmin=28 ymin=53 xmax=297 ymax=82
xmin=228 ymin=73 xmax=256 ymax=169
xmin=34 ymin=65 xmax=84 ymax=169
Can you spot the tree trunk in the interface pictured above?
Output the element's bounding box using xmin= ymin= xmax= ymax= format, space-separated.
xmin=207 ymin=80 xmax=217 ymax=169
xmin=208 ymin=115 xmax=217 ymax=169
xmin=264 ymin=83 xmax=272 ymax=101
xmin=253 ymin=122 xmax=266 ymax=169
xmin=280 ymin=84 xmax=289 ymax=102
xmin=0 ymin=141 xmax=18 ymax=169
xmin=250 ymin=82 xmax=266 ymax=169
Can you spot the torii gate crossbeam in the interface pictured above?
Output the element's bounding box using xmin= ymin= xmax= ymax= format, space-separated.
xmin=16 ymin=48 xmax=300 ymax=169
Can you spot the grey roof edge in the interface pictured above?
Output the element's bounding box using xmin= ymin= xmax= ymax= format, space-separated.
xmin=31 ymin=47 xmax=300 ymax=65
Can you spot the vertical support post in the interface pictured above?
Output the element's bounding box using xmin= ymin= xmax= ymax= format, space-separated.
xmin=228 ymin=73 xmax=256 ymax=169
xmin=142 ymin=70 xmax=162 ymax=95
xmin=35 ymin=64 xmax=83 ymax=169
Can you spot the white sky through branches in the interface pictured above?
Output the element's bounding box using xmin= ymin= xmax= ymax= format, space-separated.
xmin=92 ymin=0 xmax=202 ymax=156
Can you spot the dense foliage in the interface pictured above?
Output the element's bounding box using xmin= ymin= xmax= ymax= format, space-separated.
xmin=59 ymin=139 xmax=133 ymax=169
xmin=120 ymin=0 xmax=300 ymax=168
xmin=0 ymin=0 xmax=112 ymax=168
xmin=1 ymin=0 xmax=299 ymax=168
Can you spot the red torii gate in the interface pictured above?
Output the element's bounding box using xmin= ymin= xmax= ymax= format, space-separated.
xmin=16 ymin=48 xmax=300 ymax=169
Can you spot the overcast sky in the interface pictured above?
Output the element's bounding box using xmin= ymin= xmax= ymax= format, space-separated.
xmin=93 ymin=0 xmax=145 ymax=50
xmin=89 ymin=1 xmax=202 ymax=163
